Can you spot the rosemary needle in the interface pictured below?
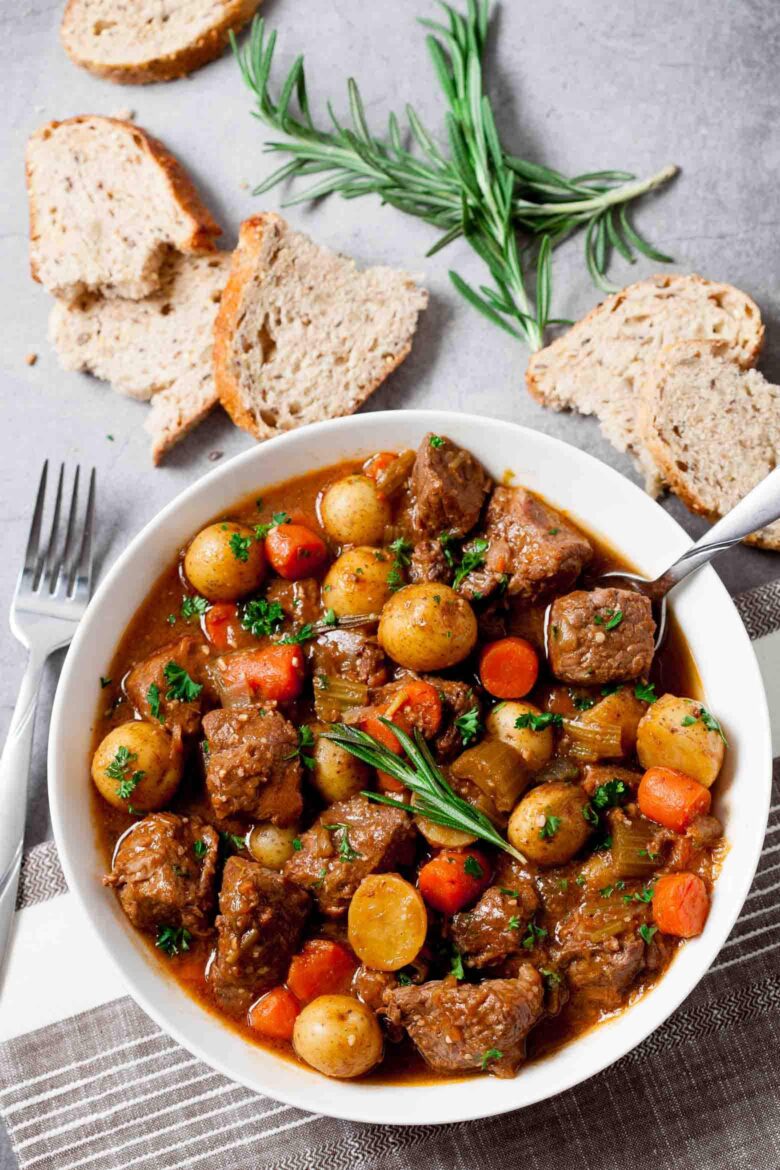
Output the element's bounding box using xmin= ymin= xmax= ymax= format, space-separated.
xmin=323 ymin=718 xmax=527 ymax=863
xmin=232 ymin=0 xmax=676 ymax=351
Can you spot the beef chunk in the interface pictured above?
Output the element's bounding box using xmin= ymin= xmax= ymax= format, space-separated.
xmin=554 ymin=898 xmax=650 ymax=1010
xmin=209 ymin=857 xmax=310 ymax=1017
xmin=452 ymin=880 xmax=540 ymax=969
xmin=105 ymin=812 xmax=219 ymax=936
xmin=311 ymin=629 xmax=387 ymax=689
xmin=353 ymin=966 xmax=399 ymax=1012
xmin=284 ymin=794 xmax=416 ymax=917
xmin=202 ymin=707 xmax=303 ymax=825
xmin=411 ymin=433 xmax=491 ymax=539
xmin=383 ymin=967 xmax=544 ymax=1077
xmin=459 ymin=487 xmax=592 ymax=602
xmin=126 ymin=636 xmax=211 ymax=736
xmin=409 ymin=539 xmax=453 ymax=585
xmin=581 ymin=764 xmax=643 ymax=800
xmin=265 ymin=577 xmax=321 ymax=627
xmin=548 ymin=588 xmax=655 ymax=685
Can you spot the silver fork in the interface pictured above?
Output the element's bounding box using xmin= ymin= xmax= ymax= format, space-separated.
xmin=0 ymin=462 xmax=96 ymax=969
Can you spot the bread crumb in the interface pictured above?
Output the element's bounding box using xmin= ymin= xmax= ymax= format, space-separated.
xmin=25 ymin=352 xmax=38 ymax=366
xmin=110 ymin=108 xmax=136 ymax=122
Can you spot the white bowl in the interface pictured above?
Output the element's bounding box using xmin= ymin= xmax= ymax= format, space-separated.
xmin=48 ymin=411 xmax=772 ymax=1126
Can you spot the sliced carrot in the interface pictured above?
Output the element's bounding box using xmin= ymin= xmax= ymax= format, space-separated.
xmin=385 ymin=680 xmax=443 ymax=739
xmin=364 ymin=452 xmax=398 ymax=481
xmin=638 ymin=767 xmax=711 ymax=833
xmin=287 ymin=939 xmax=357 ymax=1003
xmin=248 ymin=986 xmax=300 ymax=1041
xmin=417 ymin=849 xmax=492 ymax=915
xmin=479 ymin=637 xmax=539 ymax=699
xmin=652 ymin=872 xmax=710 ymax=938
xmin=265 ymin=523 xmax=328 ymax=580
xmin=218 ymin=644 xmax=306 ymax=702
xmin=204 ymin=602 xmax=240 ymax=651
xmin=361 ymin=711 xmax=406 ymax=793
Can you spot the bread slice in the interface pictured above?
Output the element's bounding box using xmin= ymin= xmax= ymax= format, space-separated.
xmin=526 ymin=274 xmax=764 ymax=491
xmin=27 ymin=116 xmax=221 ymax=302
xmin=640 ymin=341 xmax=780 ymax=550
xmin=213 ymin=214 xmax=428 ymax=440
xmin=50 ymin=252 xmax=232 ymax=462
xmin=61 ymin=0 xmax=262 ymax=85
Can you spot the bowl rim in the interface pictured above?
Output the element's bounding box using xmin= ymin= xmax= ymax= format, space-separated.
xmin=48 ymin=409 xmax=772 ymax=1126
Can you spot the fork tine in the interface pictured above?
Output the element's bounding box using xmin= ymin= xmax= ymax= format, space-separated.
xmin=69 ymin=468 xmax=96 ymax=598
xmin=40 ymin=463 xmax=65 ymax=592
xmin=52 ymin=466 xmax=80 ymax=594
xmin=22 ymin=461 xmax=48 ymax=575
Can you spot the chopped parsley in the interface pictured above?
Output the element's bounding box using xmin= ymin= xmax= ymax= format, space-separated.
xmin=181 ymin=594 xmax=210 ymax=621
xmin=254 ymin=511 xmax=291 ymax=539
xmin=163 ymin=662 xmax=203 ymax=703
xmin=325 ymin=823 xmax=363 ymax=863
xmin=582 ymin=802 xmax=600 ymax=826
xmin=514 ymin=712 xmax=563 ymax=732
xmin=292 ymin=837 xmax=303 ymax=852
xmin=193 ymin=839 xmax=208 ymax=859
xmin=572 ymin=694 xmax=596 ymax=711
xmin=508 ymin=915 xmax=521 ymax=930
xmin=429 ymin=434 xmax=445 ymax=448
xmin=439 ymin=531 xmax=457 ymax=568
xmin=323 ymin=607 xmax=337 ymax=626
xmin=255 ymin=497 xmax=264 ymax=510
xmin=499 ymin=887 xmax=519 ymax=898
xmin=100 ymin=676 xmax=112 ymax=689
xmin=316 ymin=673 xmax=329 ymax=691
xmin=592 ymin=779 xmax=629 ymax=810
xmin=464 ymin=855 xmax=484 ymax=878
xmin=680 ymin=706 xmax=728 ymax=744
xmin=575 ymin=874 xmax=586 ymax=887
xmin=241 ymin=597 xmax=285 ymax=638
xmin=593 ymin=833 xmax=613 ymax=852
xmin=557 ymin=878 xmax=569 ymax=892
xmin=539 ymin=814 xmax=561 ymax=840
xmin=286 ymin=725 xmax=316 ymax=770
xmin=522 ymin=921 xmax=548 ymax=950
xmin=278 ymin=623 xmax=316 ymax=645
xmin=548 ymin=527 xmax=559 ymax=535
xmin=480 ymin=1048 xmax=503 ymax=1070
xmin=639 ymin=924 xmax=658 ymax=945
xmin=638 ymin=848 xmax=660 ymax=861
xmin=634 ymin=681 xmax=657 ymax=704
xmin=166 ymin=613 xmax=177 ymax=626
xmin=220 ymin=831 xmax=245 ymax=855
xmin=450 ymin=947 xmax=465 ymax=980
xmin=229 ymin=532 xmax=252 ymax=562
xmin=397 ymin=971 xmax=413 ymax=986
xmin=600 ymin=683 xmax=623 ymax=697
xmin=594 ymin=608 xmax=624 ymax=630
xmin=455 ymin=707 xmax=482 ymax=746
xmin=452 ymin=538 xmax=489 ymax=590
xmin=155 ymin=926 xmax=192 ymax=957
xmin=539 ymin=967 xmax=562 ymax=989
xmin=624 ymin=884 xmax=655 ymax=904
xmin=387 ymin=536 xmax=413 ymax=592
xmin=600 ymin=885 xmax=615 ymax=898
xmin=105 ymin=746 xmax=145 ymax=801
xmin=146 ymin=682 xmax=164 ymax=723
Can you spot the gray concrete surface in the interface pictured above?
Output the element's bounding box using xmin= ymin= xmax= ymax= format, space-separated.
xmin=1 ymin=0 xmax=779 ymax=1164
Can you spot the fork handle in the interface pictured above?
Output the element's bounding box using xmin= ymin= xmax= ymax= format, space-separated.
xmin=0 ymin=648 xmax=47 ymax=916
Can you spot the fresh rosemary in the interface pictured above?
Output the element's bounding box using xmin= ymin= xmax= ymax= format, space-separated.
xmin=232 ymin=0 xmax=676 ymax=350
xmin=324 ymin=718 xmax=526 ymax=862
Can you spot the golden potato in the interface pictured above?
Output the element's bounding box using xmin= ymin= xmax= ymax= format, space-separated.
xmin=348 ymin=874 xmax=428 ymax=971
xmin=320 ymin=475 xmax=392 ymax=546
xmin=413 ymin=796 xmax=477 ymax=848
xmin=293 ymin=995 xmax=383 ymax=1078
xmin=322 ymin=547 xmax=394 ymax=617
xmin=486 ymin=701 xmax=555 ymax=771
xmin=636 ymin=694 xmax=725 ymax=788
xmin=248 ymin=823 xmax=298 ymax=869
xmin=91 ymin=721 xmax=182 ymax=811
xmin=184 ymin=522 xmax=265 ymax=602
xmin=507 ymin=781 xmax=592 ymax=866
xmin=311 ymin=731 xmax=370 ymax=804
xmin=378 ymin=583 xmax=477 ymax=671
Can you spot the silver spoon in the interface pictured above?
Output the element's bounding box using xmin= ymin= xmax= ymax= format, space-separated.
xmin=589 ymin=465 xmax=780 ymax=650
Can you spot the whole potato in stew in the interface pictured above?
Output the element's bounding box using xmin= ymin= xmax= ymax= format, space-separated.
xmin=293 ymin=995 xmax=383 ymax=1078
xmin=248 ymin=823 xmax=298 ymax=869
xmin=184 ymin=522 xmax=265 ymax=602
xmin=508 ymin=781 xmax=593 ymax=866
xmin=322 ymin=547 xmax=395 ymax=617
xmin=312 ymin=731 xmax=371 ymax=804
xmin=486 ymin=701 xmax=555 ymax=771
xmin=378 ymin=583 xmax=477 ymax=671
xmin=636 ymin=694 xmax=725 ymax=788
xmin=92 ymin=721 xmax=182 ymax=811
xmin=320 ymin=475 xmax=391 ymax=546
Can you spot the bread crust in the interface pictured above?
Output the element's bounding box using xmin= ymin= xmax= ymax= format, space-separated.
xmin=60 ymin=0 xmax=262 ymax=85
xmin=27 ymin=115 xmax=221 ymax=292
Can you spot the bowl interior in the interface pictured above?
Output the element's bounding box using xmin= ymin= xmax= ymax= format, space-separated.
xmin=48 ymin=410 xmax=772 ymax=1126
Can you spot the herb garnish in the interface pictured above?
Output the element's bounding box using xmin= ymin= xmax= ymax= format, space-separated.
xmin=452 ymin=538 xmax=489 ymax=590
xmin=464 ymin=854 xmax=484 ymax=878
xmin=241 ymin=596 xmax=285 ymax=637
xmin=325 ymin=823 xmax=363 ymax=862
xmin=681 ymin=707 xmax=727 ymax=744
xmin=450 ymin=947 xmax=465 ymax=980
xmin=286 ymin=725 xmax=316 ymax=770
xmin=387 ymin=536 xmax=413 ymax=592
xmin=278 ymin=623 xmax=316 ymax=645
xmin=539 ymin=814 xmax=561 ymax=840
xmin=181 ymin=595 xmax=210 ymax=622
xmin=639 ymin=924 xmax=658 ymax=945
xmin=193 ymin=839 xmax=208 ymax=859
xmin=429 ymin=435 xmax=445 ymax=449
xmin=255 ymin=511 xmax=291 ymax=539
xmin=220 ymin=831 xmax=245 ymax=855
xmin=508 ymin=915 xmax=521 ymax=930
xmin=522 ymin=921 xmax=548 ymax=950
xmin=146 ymin=683 xmax=164 ymax=723
xmin=229 ymin=532 xmax=252 ymax=562
xmin=592 ymin=779 xmax=629 ymax=809
xmin=624 ymin=884 xmax=655 ymax=904
xmin=634 ymin=681 xmax=657 ymax=704
xmin=539 ymin=967 xmax=562 ymax=989
xmin=594 ymin=608 xmax=624 ymax=630
xmin=100 ymin=676 xmax=112 ymax=689
xmin=105 ymin=746 xmax=145 ymax=801
xmin=155 ymin=926 xmax=192 ymax=957
xmin=455 ymin=707 xmax=482 ymax=746
xmin=514 ymin=711 xmax=563 ymax=732
xmin=163 ymin=662 xmax=203 ymax=703
xmin=480 ymin=1048 xmax=503 ymax=1070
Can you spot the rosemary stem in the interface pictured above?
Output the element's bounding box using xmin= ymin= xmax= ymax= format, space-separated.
xmin=515 ymin=164 xmax=678 ymax=219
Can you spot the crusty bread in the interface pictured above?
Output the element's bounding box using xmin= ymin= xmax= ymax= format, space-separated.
xmin=61 ymin=0 xmax=262 ymax=85
xmin=526 ymin=274 xmax=764 ymax=491
xmin=27 ymin=116 xmax=221 ymax=302
xmin=50 ymin=252 xmax=231 ymax=462
xmin=213 ymin=213 xmax=428 ymax=440
xmin=640 ymin=340 xmax=780 ymax=550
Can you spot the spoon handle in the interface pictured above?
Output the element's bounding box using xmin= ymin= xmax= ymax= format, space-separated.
xmin=659 ymin=465 xmax=780 ymax=592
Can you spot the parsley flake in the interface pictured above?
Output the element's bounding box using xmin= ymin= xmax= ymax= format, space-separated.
xmin=592 ymin=779 xmax=629 ymax=809
xmin=146 ymin=682 xmax=164 ymax=723
xmin=193 ymin=839 xmax=208 ymax=859
xmin=241 ymin=597 xmax=285 ymax=637
xmin=522 ymin=921 xmax=548 ymax=950
xmin=181 ymin=594 xmax=210 ymax=621
xmin=100 ymin=676 xmax=112 ymax=689
xmin=156 ymin=926 xmax=192 ymax=957
xmin=634 ymin=681 xmax=657 ymax=703
xmin=453 ymin=538 xmax=489 ymax=590
xmin=639 ymin=924 xmax=658 ymax=945
xmin=325 ymin=823 xmax=363 ymax=862
xmin=514 ymin=712 xmax=563 ymax=732
xmin=450 ymin=947 xmax=465 ymax=980
xmin=455 ymin=707 xmax=482 ymax=746
xmin=163 ymin=662 xmax=203 ymax=703
xmin=539 ymin=814 xmax=561 ymax=840
xmin=429 ymin=434 xmax=445 ymax=448
xmin=229 ymin=532 xmax=252 ymax=562
xmin=480 ymin=1048 xmax=503 ymax=1070
xmin=105 ymin=746 xmax=145 ymax=801
xmin=464 ymin=855 xmax=484 ymax=878
xmin=254 ymin=512 xmax=291 ymax=539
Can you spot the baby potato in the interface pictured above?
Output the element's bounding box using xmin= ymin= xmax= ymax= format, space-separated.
xmin=184 ymin=522 xmax=265 ymax=602
xmin=486 ymin=701 xmax=555 ymax=771
xmin=413 ymin=796 xmax=476 ymax=848
xmin=636 ymin=694 xmax=725 ymax=788
xmin=320 ymin=475 xmax=392 ymax=546
xmin=91 ymin=720 xmax=182 ymax=812
xmin=311 ymin=730 xmax=370 ymax=804
xmin=508 ymin=781 xmax=592 ymax=866
xmin=322 ymin=547 xmax=394 ymax=617
xmin=378 ymin=583 xmax=477 ymax=671
xmin=293 ymin=994 xmax=383 ymax=1078
xmin=348 ymin=874 xmax=428 ymax=971
xmin=248 ymin=823 xmax=298 ymax=869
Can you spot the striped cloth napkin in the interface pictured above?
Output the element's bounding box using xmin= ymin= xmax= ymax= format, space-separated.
xmin=1 ymin=583 xmax=778 ymax=1170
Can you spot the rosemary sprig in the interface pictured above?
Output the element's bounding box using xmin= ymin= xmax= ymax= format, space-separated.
xmin=324 ymin=718 xmax=526 ymax=862
xmin=232 ymin=1 xmax=675 ymax=350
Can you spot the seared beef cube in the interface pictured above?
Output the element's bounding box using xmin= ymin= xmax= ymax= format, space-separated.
xmin=353 ymin=966 xmax=399 ymax=1012
xmin=104 ymin=812 xmax=219 ymax=936
xmin=429 ymin=677 xmax=481 ymax=761
xmin=209 ymin=857 xmax=310 ymax=1016
xmin=409 ymin=539 xmax=453 ymax=585
xmin=126 ymin=636 xmax=211 ymax=736
xmin=554 ymin=897 xmax=650 ymax=1010
xmin=452 ymin=880 xmax=539 ymax=969
xmin=203 ymin=707 xmax=303 ymax=826
xmin=461 ymin=487 xmax=592 ymax=602
xmin=284 ymin=794 xmax=416 ymax=917
xmin=383 ymin=967 xmax=544 ymax=1077
xmin=548 ymin=588 xmax=655 ymax=685
xmin=581 ymin=764 xmax=643 ymax=800
xmin=411 ymin=433 xmax=491 ymax=539
xmin=311 ymin=629 xmax=387 ymax=689
xmin=265 ymin=577 xmax=321 ymax=627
